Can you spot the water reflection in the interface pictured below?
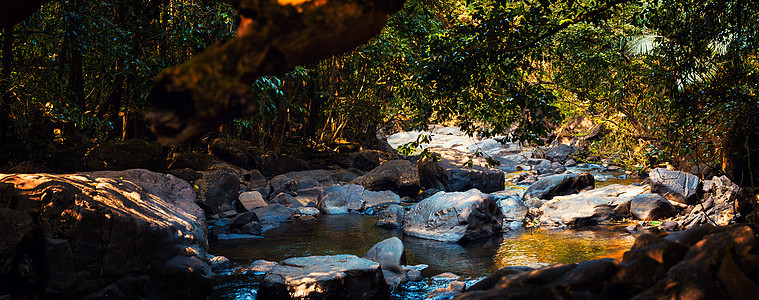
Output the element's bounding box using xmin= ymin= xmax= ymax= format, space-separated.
xmin=210 ymin=215 xmax=634 ymax=299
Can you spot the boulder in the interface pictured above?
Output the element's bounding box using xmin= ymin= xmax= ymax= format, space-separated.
xmin=194 ymin=169 xmax=240 ymax=215
xmin=403 ymin=189 xmax=503 ymax=243
xmin=236 ymin=191 xmax=267 ymax=211
xmin=630 ymin=193 xmax=676 ymax=221
xmin=539 ymin=184 xmax=648 ymax=227
xmin=258 ymin=255 xmax=389 ymax=300
xmin=427 ymin=281 xmax=465 ymax=299
xmin=362 ymin=190 xmax=402 ymax=211
xmin=293 ymin=187 xmax=323 ymax=207
xmin=248 ymin=260 xmax=277 ymax=273
xmin=336 ymin=150 xmax=395 ymax=171
xmin=294 ymin=207 xmax=320 ymax=217
xmin=417 ymin=147 xmax=504 ymax=193
xmin=269 ymin=170 xmax=337 ymax=196
xmin=649 ymin=168 xmax=701 ymax=204
xmin=675 ymin=175 xmax=753 ymax=229
xmin=523 ymin=172 xmax=594 ymax=200
xmin=252 ymin=204 xmax=292 ymax=223
xmin=168 ymin=153 xmax=229 ymax=171
xmin=83 ymin=139 xmax=165 ymax=172
xmin=363 ymin=237 xmax=406 ymax=274
xmin=210 ymin=256 xmax=231 ymax=271
xmin=376 ymin=204 xmax=405 ymax=228
xmin=318 ymin=184 xmax=366 ymax=214
xmin=0 ymin=207 xmax=34 ymax=290
xmin=0 ymin=170 xmax=211 ymax=299
xmin=492 ymin=191 xmax=528 ymax=229
xmin=533 ymin=144 xmax=576 ymax=163
xmin=351 ymin=159 xmax=422 ymax=197
xmin=270 ymin=192 xmax=307 ymax=208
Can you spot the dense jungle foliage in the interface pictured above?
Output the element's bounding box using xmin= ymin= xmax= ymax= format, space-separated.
xmin=0 ymin=0 xmax=757 ymax=188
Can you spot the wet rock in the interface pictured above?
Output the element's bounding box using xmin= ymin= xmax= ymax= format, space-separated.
xmin=539 ymin=184 xmax=647 ymax=227
xmin=0 ymin=170 xmax=211 ymax=299
xmin=248 ymin=260 xmax=277 ymax=273
xmin=351 ymin=159 xmax=422 ymax=197
xmin=195 ymin=169 xmax=240 ymax=215
xmin=236 ymin=191 xmax=267 ymax=211
xmin=431 ymin=272 xmax=460 ymax=281
xmin=246 ymin=170 xmax=269 ymax=188
xmin=241 ymin=221 xmax=280 ymax=235
xmin=417 ymin=147 xmax=504 ymax=193
xmin=523 ymin=172 xmax=594 ymax=200
xmin=427 ymin=281 xmax=465 ymax=299
xmin=294 ymin=207 xmax=320 ymax=217
xmin=376 ymin=204 xmax=405 ymax=228
xmin=630 ymin=193 xmax=676 ymax=221
xmin=649 ymin=168 xmax=701 ymax=204
xmin=210 ymin=256 xmax=231 ymax=271
xmin=403 ymin=189 xmax=503 ymax=243
xmin=252 ymin=204 xmax=292 ymax=223
xmin=84 ymin=139 xmax=165 ymax=172
xmin=364 ymin=237 xmax=406 ymax=274
xmin=259 ymin=255 xmax=389 ymax=300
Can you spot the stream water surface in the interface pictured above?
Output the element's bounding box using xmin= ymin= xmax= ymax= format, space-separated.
xmin=210 ymin=214 xmax=635 ymax=299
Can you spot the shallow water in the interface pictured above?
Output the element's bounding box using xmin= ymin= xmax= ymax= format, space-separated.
xmin=209 ymin=214 xmax=634 ymax=299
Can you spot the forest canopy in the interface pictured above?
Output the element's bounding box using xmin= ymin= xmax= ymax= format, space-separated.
xmin=0 ymin=0 xmax=757 ymax=188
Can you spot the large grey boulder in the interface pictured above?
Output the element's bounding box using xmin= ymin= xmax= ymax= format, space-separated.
xmin=0 ymin=170 xmax=211 ymax=299
xmin=318 ymin=184 xmax=366 ymax=214
xmin=417 ymin=147 xmax=504 ymax=193
xmin=236 ymin=191 xmax=267 ymax=211
xmin=403 ymin=189 xmax=503 ymax=243
xmin=363 ymin=190 xmax=402 ymax=211
xmin=351 ymin=160 xmax=422 ymax=197
xmin=258 ymin=255 xmax=390 ymax=300
xmin=630 ymin=194 xmax=676 ymax=221
xmin=539 ymin=184 xmax=648 ymax=227
xmin=364 ymin=237 xmax=406 ymax=274
xmin=533 ymin=144 xmax=576 ymax=163
xmin=649 ymin=168 xmax=701 ymax=204
xmin=523 ymin=172 xmax=594 ymax=200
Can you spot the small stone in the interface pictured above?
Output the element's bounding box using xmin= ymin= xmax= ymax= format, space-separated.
xmin=431 ymin=272 xmax=460 ymax=281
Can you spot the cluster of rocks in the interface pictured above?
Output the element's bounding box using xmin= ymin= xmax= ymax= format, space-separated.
xmin=454 ymin=224 xmax=759 ymax=299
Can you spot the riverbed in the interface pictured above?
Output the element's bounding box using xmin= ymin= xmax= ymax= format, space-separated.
xmin=209 ymin=214 xmax=635 ymax=299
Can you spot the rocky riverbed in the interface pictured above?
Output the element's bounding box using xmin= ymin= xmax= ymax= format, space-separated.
xmin=1 ymin=127 xmax=756 ymax=299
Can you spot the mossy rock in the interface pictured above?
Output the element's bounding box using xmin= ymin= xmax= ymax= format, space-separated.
xmin=84 ymin=139 xmax=165 ymax=172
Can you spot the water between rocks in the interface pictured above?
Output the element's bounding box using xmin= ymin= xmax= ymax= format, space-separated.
xmin=210 ymin=165 xmax=640 ymax=299
xmin=210 ymin=214 xmax=634 ymax=299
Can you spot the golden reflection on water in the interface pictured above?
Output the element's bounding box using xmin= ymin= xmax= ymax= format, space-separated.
xmin=491 ymin=229 xmax=635 ymax=271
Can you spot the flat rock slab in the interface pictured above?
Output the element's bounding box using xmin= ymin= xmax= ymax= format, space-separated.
xmin=540 ymin=184 xmax=647 ymax=227
xmin=259 ymin=255 xmax=389 ymax=300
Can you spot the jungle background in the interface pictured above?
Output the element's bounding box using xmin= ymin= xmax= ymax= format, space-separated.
xmin=0 ymin=0 xmax=757 ymax=190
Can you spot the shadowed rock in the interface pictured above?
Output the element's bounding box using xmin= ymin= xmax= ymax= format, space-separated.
xmin=0 ymin=170 xmax=211 ymax=299
xmin=523 ymin=172 xmax=594 ymax=200
xmin=649 ymin=168 xmax=701 ymax=204
xmin=259 ymin=254 xmax=390 ymax=300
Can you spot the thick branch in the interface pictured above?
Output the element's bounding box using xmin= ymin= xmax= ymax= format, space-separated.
xmin=146 ymin=0 xmax=405 ymax=145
